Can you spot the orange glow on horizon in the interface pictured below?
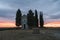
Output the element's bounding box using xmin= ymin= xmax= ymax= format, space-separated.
xmin=0 ymin=22 xmax=16 ymax=28
xmin=0 ymin=20 xmax=60 ymax=28
xmin=0 ymin=23 xmax=16 ymax=27
xmin=44 ymin=21 xmax=60 ymax=27
xmin=0 ymin=20 xmax=16 ymax=28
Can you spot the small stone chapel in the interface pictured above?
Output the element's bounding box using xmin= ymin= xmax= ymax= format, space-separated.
xmin=21 ymin=15 xmax=28 ymax=29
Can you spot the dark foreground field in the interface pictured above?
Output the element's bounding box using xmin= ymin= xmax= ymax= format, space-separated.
xmin=0 ymin=28 xmax=60 ymax=40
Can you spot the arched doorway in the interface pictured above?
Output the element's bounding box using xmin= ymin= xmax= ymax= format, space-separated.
xmin=24 ymin=24 xmax=26 ymax=29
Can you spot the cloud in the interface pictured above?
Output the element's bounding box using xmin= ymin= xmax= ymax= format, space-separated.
xmin=50 ymin=11 xmax=60 ymax=19
xmin=0 ymin=0 xmax=60 ymax=22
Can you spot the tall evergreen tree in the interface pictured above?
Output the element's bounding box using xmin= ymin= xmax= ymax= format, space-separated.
xmin=35 ymin=10 xmax=38 ymax=27
xmin=27 ymin=10 xmax=34 ymax=29
xmin=15 ymin=9 xmax=22 ymax=27
xmin=40 ymin=11 xmax=44 ymax=28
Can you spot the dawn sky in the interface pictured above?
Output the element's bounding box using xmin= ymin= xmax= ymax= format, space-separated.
xmin=0 ymin=0 xmax=60 ymax=27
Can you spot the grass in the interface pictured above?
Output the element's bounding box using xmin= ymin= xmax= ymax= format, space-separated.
xmin=0 ymin=28 xmax=60 ymax=40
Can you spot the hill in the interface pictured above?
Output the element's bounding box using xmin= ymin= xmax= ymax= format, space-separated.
xmin=0 ymin=28 xmax=60 ymax=40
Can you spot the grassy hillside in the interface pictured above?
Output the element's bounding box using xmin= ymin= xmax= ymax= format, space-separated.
xmin=0 ymin=28 xmax=60 ymax=40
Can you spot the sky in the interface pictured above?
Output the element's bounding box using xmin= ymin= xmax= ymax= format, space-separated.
xmin=0 ymin=0 xmax=60 ymax=27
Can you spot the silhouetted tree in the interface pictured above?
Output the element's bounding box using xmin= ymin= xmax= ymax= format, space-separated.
xmin=27 ymin=10 xmax=34 ymax=29
xmin=16 ymin=9 xmax=22 ymax=27
xmin=35 ymin=10 xmax=38 ymax=27
xmin=40 ymin=11 xmax=44 ymax=28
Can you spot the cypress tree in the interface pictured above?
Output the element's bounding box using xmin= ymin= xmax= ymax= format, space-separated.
xmin=40 ymin=11 xmax=44 ymax=28
xmin=27 ymin=9 xmax=34 ymax=29
xmin=15 ymin=9 xmax=22 ymax=27
xmin=35 ymin=10 xmax=38 ymax=27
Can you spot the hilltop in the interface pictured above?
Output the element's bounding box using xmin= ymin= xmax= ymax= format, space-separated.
xmin=0 ymin=28 xmax=60 ymax=40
